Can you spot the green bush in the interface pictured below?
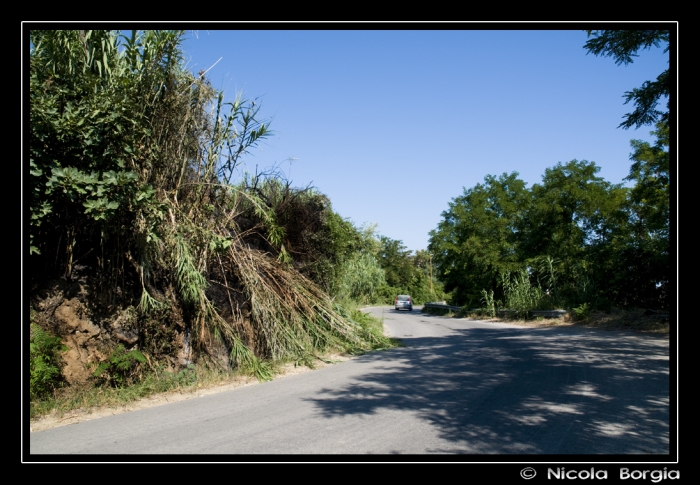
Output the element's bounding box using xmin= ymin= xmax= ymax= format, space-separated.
xmin=30 ymin=324 xmax=68 ymax=400
xmin=375 ymin=284 xmax=403 ymax=305
xmin=500 ymin=269 xmax=547 ymax=318
xmin=572 ymin=302 xmax=590 ymax=321
xmin=91 ymin=344 xmax=147 ymax=388
xmin=334 ymin=252 xmax=386 ymax=304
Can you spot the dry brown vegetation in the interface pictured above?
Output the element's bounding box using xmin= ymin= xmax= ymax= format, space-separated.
xmin=460 ymin=308 xmax=670 ymax=334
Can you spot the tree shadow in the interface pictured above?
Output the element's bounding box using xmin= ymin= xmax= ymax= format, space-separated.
xmin=305 ymin=317 xmax=670 ymax=455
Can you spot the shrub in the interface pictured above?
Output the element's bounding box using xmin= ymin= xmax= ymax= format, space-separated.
xmin=91 ymin=344 xmax=147 ymax=388
xmin=572 ymin=302 xmax=591 ymax=321
xmin=30 ymin=324 xmax=68 ymax=400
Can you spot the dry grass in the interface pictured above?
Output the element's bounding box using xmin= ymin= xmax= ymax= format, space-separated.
xmin=567 ymin=308 xmax=670 ymax=334
xmin=460 ymin=308 xmax=670 ymax=334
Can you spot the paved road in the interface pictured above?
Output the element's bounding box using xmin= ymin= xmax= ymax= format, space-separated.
xmin=29 ymin=306 xmax=671 ymax=455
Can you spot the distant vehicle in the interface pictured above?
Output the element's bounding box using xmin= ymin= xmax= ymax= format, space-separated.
xmin=395 ymin=295 xmax=413 ymax=311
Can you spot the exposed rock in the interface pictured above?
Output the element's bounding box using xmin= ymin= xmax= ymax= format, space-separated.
xmin=114 ymin=329 xmax=139 ymax=345
xmin=61 ymin=335 xmax=94 ymax=385
xmin=54 ymin=299 xmax=100 ymax=338
xmin=176 ymin=329 xmax=193 ymax=366
xmin=53 ymin=298 xmax=101 ymax=385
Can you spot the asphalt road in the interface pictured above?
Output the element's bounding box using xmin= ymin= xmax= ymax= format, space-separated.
xmin=28 ymin=306 xmax=671 ymax=456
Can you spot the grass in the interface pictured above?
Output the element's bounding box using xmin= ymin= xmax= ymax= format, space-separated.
xmin=30 ymin=360 xmax=297 ymax=424
xmin=29 ymin=363 xmax=230 ymax=420
xmin=348 ymin=305 xmax=402 ymax=351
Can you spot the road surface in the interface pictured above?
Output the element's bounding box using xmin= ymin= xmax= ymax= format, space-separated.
xmin=29 ymin=306 xmax=671 ymax=456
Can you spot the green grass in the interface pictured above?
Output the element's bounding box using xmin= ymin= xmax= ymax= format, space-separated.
xmin=29 ymin=363 xmax=236 ymax=420
xmin=348 ymin=306 xmax=401 ymax=351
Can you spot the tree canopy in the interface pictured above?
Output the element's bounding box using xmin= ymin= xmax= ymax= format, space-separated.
xmin=428 ymin=172 xmax=529 ymax=307
xmin=429 ymin=153 xmax=669 ymax=311
xmin=584 ymin=29 xmax=670 ymax=130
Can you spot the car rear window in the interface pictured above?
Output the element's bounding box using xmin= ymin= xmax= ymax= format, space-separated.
xmin=398 ymin=295 xmax=410 ymax=301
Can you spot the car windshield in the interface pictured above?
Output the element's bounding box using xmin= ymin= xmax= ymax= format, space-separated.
xmin=398 ymin=296 xmax=410 ymax=301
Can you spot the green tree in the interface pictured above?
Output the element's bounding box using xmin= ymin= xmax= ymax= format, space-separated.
xmin=607 ymin=122 xmax=670 ymax=309
xmin=429 ymin=162 xmax=635 ymax=311
xmin=522 ymin=161 xmax=619 ymax=259
xmin=583 ymin=29 xmax=671 ymax=310
xmin=626 ymin=121 xmax=670 ymax=239
xmin=377 ymin=237 xmax=414 ymax=289
xmin=520 ymin=160 xmax=627 ymax=305
xmin=584 ymin=29 xmax=670 ymax=129
xmin=373 ymin=239 xmax=447 ymax=304
xmin=428 ymin=172 xmax=529 ymax=306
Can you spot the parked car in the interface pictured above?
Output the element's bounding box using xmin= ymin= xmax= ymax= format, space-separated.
xmin=395 ymin=294 xmax=413 ymax=311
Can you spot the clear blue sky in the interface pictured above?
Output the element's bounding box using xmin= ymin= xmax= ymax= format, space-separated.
xmin=180 ymin=28 xmax=670 ymax=252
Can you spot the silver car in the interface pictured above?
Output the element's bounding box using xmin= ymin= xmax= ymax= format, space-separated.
xmin=395 ymin=295 xmax=413 ymax=311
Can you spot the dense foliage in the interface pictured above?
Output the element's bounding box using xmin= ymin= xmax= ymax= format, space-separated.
xmin=30 ymin=323 xmax=68 ymax=401
xmin=372 ymin=237 xmax=448 ymax=305
xmin=28 ymin=30 xmax=393 ymax=395
xmin=429 ymin=142 xmax=669 ymax=312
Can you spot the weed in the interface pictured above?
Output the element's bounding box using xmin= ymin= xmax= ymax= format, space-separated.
xmin=481 ymin=289 xmax=496 ymax=317
xmin=501 ymin=269 xmax=546 ymax=318
xmin=165 ymin=363 xmax=197 ymax=387
xmin=30 ymin=361 xmax=231 ymax=420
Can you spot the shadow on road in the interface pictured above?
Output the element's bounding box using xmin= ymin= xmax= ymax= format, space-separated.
xmin=305 ymin=314 xmax=670 ymax=455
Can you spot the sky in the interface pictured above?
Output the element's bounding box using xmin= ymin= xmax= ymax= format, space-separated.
xmin=179 ymin=28 xmax=671 ymax=253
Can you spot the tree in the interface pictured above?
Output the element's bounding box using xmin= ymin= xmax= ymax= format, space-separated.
xmin=520 ymin=160 xmax=628 ymax=305
xmin=428 ymin=172 xmax=529 ymax=306
xmin=584 ymin=29 xmax=670 ymax=130
xmin=377 ymin=236 xmax=414 ymax=289
xmin=610 ymin=122 xmax=670 ymax=309
xmin=522 ymin=160 xmax=620 ymax=258
xmin=626 ymin=121 xmax=670 ymax=239
xmin=583 ymin=29 xmax=672 ymax=310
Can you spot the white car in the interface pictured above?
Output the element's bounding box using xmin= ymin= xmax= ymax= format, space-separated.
xmin=395 ymin=295 xmax=413 ymax=311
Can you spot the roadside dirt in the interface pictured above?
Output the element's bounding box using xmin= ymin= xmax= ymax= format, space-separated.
xmin=461 ymin=309 xmax=670 ymax=334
